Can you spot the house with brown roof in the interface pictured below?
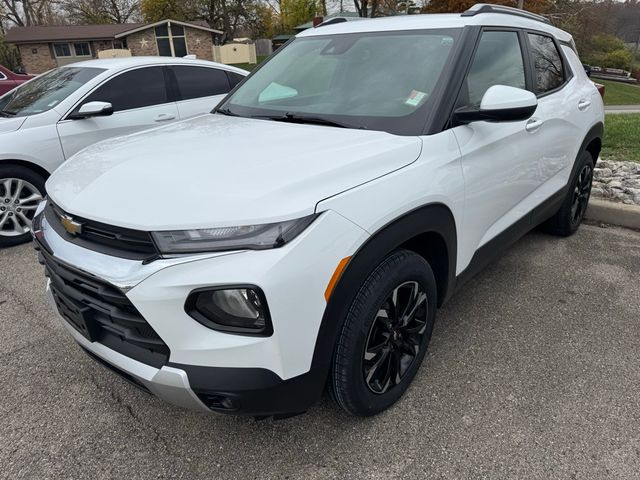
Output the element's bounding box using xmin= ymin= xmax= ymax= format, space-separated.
xmin=5 ymin=19 xmax=223 ymax=74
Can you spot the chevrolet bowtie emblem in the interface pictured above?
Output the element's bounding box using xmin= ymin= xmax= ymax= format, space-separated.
xmin=60 ymin=214 xmax=83 ymax=235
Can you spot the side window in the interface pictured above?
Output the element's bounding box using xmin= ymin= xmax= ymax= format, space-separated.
xmin=171 ymin=66 xmax=231 ymax=100
xmin=83 ymin=66 xmax=168 ymax=112
xmin=226 ymin=71 xmax=245 ymax=89
xmin=528 ymin=33 xmax=564 ymax=94
xmin=458 ymin=31 xmax=526 ymax=108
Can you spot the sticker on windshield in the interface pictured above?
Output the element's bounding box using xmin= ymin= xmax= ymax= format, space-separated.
xmin=405 ymin=90 xmax=427 ymax=107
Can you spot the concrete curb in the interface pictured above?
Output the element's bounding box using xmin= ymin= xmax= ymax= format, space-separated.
xmin=586 ymin=198 xmax=640 ymax=230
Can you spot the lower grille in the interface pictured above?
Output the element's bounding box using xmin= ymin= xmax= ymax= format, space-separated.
xmin=81 ymin=347 xmax=152 ymax=394
xmin=36 ymin=242 xmax=169 ymax=368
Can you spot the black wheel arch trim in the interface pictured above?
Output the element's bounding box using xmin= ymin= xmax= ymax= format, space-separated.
xmin=0 ymin=159 xmax=52 ymax=179
xmin=577 ymin=122 xmax=603 ymax=171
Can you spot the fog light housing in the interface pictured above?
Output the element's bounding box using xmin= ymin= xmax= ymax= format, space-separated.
xmin=185 ymin=286 xmax=272 ymax=336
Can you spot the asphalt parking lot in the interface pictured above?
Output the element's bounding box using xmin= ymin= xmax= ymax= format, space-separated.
xmin=1 ymin=223 xmax=639 ymax=479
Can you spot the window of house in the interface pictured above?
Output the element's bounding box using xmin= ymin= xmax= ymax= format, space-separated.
xmin=528 ymin=33 xmax=565 ymax=94
xmin=54 ymin=43 xmax=72 ymax=57
xmin=155 ymin=22 xmax=188 ymax=57
xmin=457 ymin=31 xmax=526 ymax=108
xmin=81 ymin=66 xmax=168 ymax=112
xmin=113 ymin=40 xmax=124 ymax=49
xmin=73 ymin=42 xmax=91 ymax=57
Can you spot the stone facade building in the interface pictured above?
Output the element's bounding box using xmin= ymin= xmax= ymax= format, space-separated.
xmin=5 ymin=20 xmax=223 ymax=74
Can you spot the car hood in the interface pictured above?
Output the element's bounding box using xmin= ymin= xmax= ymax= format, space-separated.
xmin=47 ymin=114 xmax=422 ymax=230
xmin=0 ymin=116 xmax=26 ymax=133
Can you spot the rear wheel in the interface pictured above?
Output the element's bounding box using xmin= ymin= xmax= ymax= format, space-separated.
xmin=330 ymin=250 xmax=437 ymax=416
xmin=0 ymin=165 xmax=46 ymax=247
xmin=542 ymin=150 xmax=594 ymax=237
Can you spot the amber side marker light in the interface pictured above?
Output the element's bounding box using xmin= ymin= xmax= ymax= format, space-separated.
xmin=325 ymin=256 xmax=352 ymax=302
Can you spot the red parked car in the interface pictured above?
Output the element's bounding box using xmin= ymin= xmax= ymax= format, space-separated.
xmin=0 ymin=65 xmax=35 ymax=96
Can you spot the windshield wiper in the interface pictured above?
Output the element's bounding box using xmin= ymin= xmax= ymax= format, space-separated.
xmin=253 ymin=112 xmax=366 ymax=130
xmin=216 ymin=107 xmax=241 ymax=117
xmin=0 ymin=110 xmax=16 ymax=117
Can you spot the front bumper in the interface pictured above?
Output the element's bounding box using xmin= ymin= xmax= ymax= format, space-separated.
xmin=36 ymin=206 xmax=368 ymax=415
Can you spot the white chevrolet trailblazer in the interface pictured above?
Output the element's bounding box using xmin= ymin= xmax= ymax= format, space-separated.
xmin=33 ymin=5 xmax=604 ymax=418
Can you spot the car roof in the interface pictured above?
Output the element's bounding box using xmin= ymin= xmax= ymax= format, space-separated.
xmin=298 ymin=12 xmax=572 ymax=43
xmin=61 ymin=56 xmax=248 ymax=75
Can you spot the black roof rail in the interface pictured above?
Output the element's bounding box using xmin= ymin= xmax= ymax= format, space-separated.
xmin=461 ymin=3 xmax=551 ymax=25
xmin=317 ymin=17 xmax=365 ymax=28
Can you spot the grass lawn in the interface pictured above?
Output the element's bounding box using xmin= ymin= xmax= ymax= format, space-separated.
xmin=227 ymin=55 xmax=268 ymax=72
xmin=596 ymin=79 xmax=640 ymax=106
xmin=601 ymin=113 xmax=640 ymax=162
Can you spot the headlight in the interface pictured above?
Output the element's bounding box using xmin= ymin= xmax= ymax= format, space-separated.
xmin=185 ymin=286 xmax=272 ymax=336
xmin=31 ymin=199 xmax=47 ymax=236
xmin=151 ymin=214 xmax=318 ymax=254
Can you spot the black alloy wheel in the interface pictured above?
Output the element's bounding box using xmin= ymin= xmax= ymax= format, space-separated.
xmin=570 ymin=163 xmax=593 ymax=227
xmin=330 ymin=249 xmax=437 ymax=416
xmin=363 ymin=281 xmax=428 ymax=394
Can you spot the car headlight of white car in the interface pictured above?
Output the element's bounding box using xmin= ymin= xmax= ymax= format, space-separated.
xmin=150 ymin=214 xmax=318 ymax=254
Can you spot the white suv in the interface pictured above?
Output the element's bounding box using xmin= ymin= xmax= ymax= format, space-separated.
xmin=0 ymin=57 xmax=246 ymax=246
xmin=33 ymin=4 xmax=604 ymax=418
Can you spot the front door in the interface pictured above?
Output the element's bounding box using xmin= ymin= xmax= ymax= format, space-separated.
xmin=57 ymin=66 xmax=179 ymax=159
xmin=452 ymin=29 xmax=543 ymax=270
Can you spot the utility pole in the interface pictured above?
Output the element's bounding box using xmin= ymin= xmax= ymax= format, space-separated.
xmin=517 ymin=0 xmax=524 ymax=9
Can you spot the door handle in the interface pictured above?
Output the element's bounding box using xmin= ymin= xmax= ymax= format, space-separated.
xmin=154 ymin=113 xmax=176 ymax=122
xmin=525 ymin=118 xmax=544 ymax=132
xmin=578 ymin=99 xmax=591 ymax=111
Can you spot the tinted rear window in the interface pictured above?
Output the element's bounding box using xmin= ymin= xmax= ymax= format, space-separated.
xmin=171 ymin=66 xmax=231 ymax=100
xmin=528 ymin=33 xmax=564 ymax=94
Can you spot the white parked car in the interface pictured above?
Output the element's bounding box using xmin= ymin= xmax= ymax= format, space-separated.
xmin=0 ymin=57 xmax=247 ymax=246
xmin=33 ymin=4 xmax=604 ymax=418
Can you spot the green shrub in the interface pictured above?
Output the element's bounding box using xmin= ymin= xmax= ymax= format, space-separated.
xmin=0 ymin=36 xmax=21 ymax=71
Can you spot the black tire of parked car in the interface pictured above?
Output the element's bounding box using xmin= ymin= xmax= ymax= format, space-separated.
xmin=0 ymin=165 xmax=47 ymax=247
xmin=542 ymin=150 xmax=595 ymax=237
xmin=330 ymin=249 xmax=437 ymax=416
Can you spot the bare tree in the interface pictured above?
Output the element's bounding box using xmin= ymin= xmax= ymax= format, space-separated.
xmin=353 ymin=0 xmax=379 ymax=17
xmin=0 ymin=0 xmax=56 ymax=26
xmin=59 ymin=0 xmax=140 ymax=24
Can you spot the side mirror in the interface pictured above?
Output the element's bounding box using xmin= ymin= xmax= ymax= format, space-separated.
xmin=453 ymin=85 xmax=537 ymax=125
xmin=69 ymin=101 xmax=113 ymax=120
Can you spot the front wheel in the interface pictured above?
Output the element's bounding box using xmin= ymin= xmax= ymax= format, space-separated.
xmin=0 ymin=165 xmax=46 ymax=247
xmin=330 ymin=250 xmax=437 ymax=416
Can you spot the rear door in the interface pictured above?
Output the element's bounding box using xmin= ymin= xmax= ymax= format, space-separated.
xmin=169 ymin=65 xmax=234 ymax=119
xmin=524 ymin=32 xmax=584 ymax=194
xmin=56 ymin=66 xmax=179 ymax=158
xmin=452 ymin=29 xmax=543 ymax=263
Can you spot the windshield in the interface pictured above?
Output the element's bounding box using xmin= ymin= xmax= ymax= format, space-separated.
xmin=0 ymin=67 xmax=104 ymax=117
xmin=219 ymin=29 xmax=460 ymax=135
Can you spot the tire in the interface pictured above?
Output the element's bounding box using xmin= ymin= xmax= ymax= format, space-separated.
xmin=542 ymin=150 xmax=595 ymax=237
xmin=0 ymin=165 xmax=47 ymax=248
xmin=330 ymin=249 xmax=437 ymax=416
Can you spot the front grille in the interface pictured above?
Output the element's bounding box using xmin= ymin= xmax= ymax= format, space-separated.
xmin=46 ymin=202 xmax=158 ymax=261
xmin=36 ymin=241 xmax=169 ymax=368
